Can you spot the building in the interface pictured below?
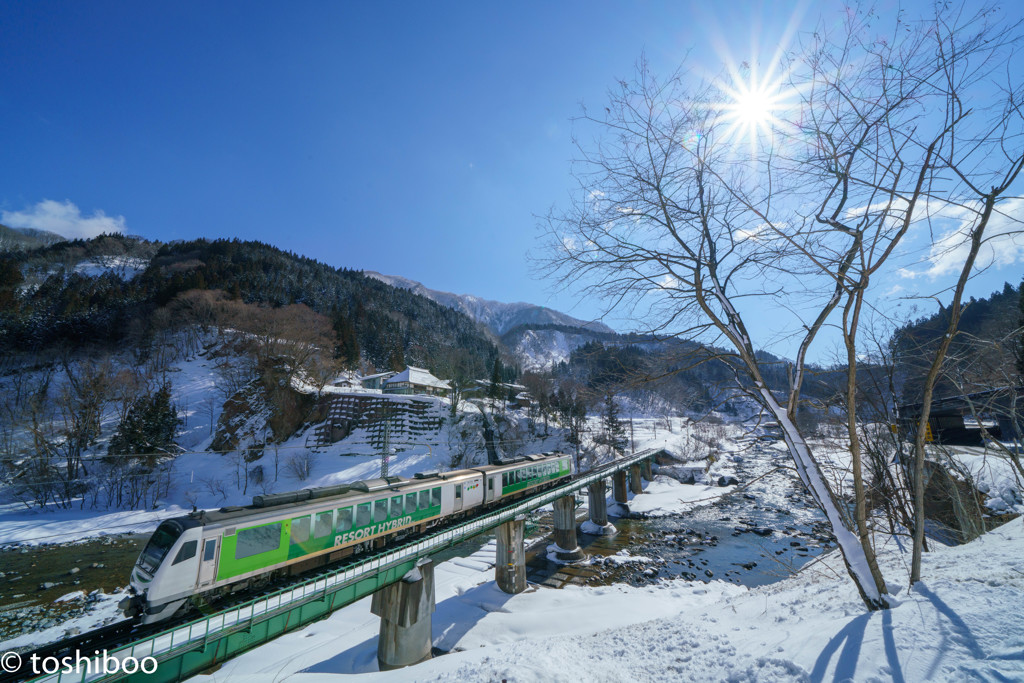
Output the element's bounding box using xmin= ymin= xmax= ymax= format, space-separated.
xmin=897 ymin=386 xmax=1024 ymax=446
xmin=357 ymin=371 xmax=397 ymax=391
xmin=382 ymin=366 xmax=451 ymax=397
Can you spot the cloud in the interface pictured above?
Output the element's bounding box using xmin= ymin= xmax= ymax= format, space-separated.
xmin=1 ymin=199 xmax=126 ymax=240
xmin=734 ymin=221 xmax=786 ymax=243
xmin=847 ymin=196 xmax=1024 ymax=280
xmin=918 ymin=198 xmax=1024 ymax=279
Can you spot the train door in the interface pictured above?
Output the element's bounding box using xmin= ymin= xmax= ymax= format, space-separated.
xmin=198 ymin=537 xmax=220 ymax=587
xmin=453 ymin=483 xmax=464 ymax=512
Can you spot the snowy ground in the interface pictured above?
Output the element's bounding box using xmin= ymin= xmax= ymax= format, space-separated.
xmin=192 ymin=471 xmax=1024 ymax=682
xmin=4 ymin=367 xmax=1022 ymax=681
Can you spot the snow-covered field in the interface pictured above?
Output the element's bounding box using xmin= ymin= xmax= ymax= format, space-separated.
xmin=3 ymin=352 xmax=1023 ymax=682
xmin=192 ymin=474 xmax=1024 ymax=682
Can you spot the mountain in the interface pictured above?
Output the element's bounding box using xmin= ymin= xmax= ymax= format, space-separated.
xmin=0 ymin=224 xmax=66 ymax=251
xmin=364 ymin=271 xmax=614 ymax=337
xmin=1 ymin=236 xmax=500 ymax=381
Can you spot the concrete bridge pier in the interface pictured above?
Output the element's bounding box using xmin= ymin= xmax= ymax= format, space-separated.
xmin=641 ymin=457 xmax=654 ymax=482
xmin=611 ymin=470 xmax=629 ymax=516
xmin=550 ymin=495 xmax=585 ymax=562
xmin=629 ymin=463 xmax=644 ymax=495
xmin=495 ymin=515 xmax=527 ymax=594
xmin=583 ymin=480 xmax=616 ymax=535
xmin=371 ymin=558 xmax=436 ymax=671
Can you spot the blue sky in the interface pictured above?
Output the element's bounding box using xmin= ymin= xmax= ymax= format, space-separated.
xmin=2 ymin=1 xmax=1022 ymax=356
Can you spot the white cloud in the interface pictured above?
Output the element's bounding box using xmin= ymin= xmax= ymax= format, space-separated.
xmin=734 ymin=221 xmax=786 ymax=242
xmin=919 ymin=198 xmax=1024 ymax=279
xmin=847 ymin=196 xmax=1024 ymax=280
xmin=844 ymin=198 xmax=909 ymax=220
xmin=2 ymin=199 xmax=126 ymax=240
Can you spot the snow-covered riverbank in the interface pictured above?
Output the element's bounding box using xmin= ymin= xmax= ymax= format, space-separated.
xmin=197 ymin=512 xmax=1024 ymax=682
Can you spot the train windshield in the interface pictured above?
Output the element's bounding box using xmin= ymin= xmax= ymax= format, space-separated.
xmin=138 ymin=521 xmax=182 ymax=574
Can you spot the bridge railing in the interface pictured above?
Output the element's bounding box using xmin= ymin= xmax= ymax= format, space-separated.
xmin=34 ymin=448 xmax=661 ymax=683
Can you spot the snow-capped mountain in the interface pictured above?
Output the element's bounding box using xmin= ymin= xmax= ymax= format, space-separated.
xmin=506 ymin=327 xmax=609 ymax=371
xmin=364 ymin=271 xmax=613 ymax=337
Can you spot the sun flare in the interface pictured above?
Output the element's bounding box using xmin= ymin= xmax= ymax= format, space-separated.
xmin=720 ymin=77 xmax=786 ymax=147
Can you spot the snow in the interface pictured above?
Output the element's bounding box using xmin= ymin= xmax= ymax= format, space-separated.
xmin=72 ymin=257 xmax=148 ymax=280
xmin=196 ymin=514 xmax=1024 ymax=682
xmin=0 ymin=591 xmax=126 ymax=650
xmin=624 ymin=475 xmax=729 ymax=517
xmin=599 ymin=550 xmax=656 ymax=565
xmin=363 ymin=271 xmax=613 ymax=337
xmin=4 ymin=352 xmax=1023 ymax=682
xmin=0 ymin=502 xmax=192 ymax=546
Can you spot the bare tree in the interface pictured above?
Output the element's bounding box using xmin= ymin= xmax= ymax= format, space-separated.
xmin=540 ymin=6 xmax=1023 ymax=609
xmin=285 ymin=451 xmax=315 ymax=482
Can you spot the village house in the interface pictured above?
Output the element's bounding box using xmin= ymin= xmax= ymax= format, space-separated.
xmin=356 ymin=371 xmax=397 ymax=391
xmin=382 ymin=366 xmax=451 ymax=397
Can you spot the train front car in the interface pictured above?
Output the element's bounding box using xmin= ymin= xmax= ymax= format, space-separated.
xmin=120 ymin=516 xmax=205 ymax=624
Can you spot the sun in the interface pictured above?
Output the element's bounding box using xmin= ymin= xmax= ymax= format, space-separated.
xmin=719 ymin=77 xmax=786 ymax=149
xmin=731 ymin=85 xmax=777 ymax=128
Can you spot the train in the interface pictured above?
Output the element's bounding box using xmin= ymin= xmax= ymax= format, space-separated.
xmin=119 ymin=452 xmax=573 ymax=624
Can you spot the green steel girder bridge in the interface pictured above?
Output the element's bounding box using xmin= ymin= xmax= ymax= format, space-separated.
xmin=28 ymin=448 xmax=663 ymax=683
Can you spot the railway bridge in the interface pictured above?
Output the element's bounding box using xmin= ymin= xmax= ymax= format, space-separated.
xmin=26 ymin=448 xmax=663 ymax=682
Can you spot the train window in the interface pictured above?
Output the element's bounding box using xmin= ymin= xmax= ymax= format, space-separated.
xmin=488 ymin=478 xmax=494 ymax=491
xmin=356 ymin=503 xmax=372 ymax=528
xmin=337 ymin=507 xmax=353 ymax=531
xmin=203 ymin=539 xmax=216 ymax=562
xmin=455 ymin=484 xmax=462 ymax=499
xmin=173 ymin=540 xmax=197 ymax=565
xmin=374 ymin=499 xmax=388 ymax=523
xmin=406 ymin=492 xmax=418 ymax=513
xmin=390 ymin=496 xmax=403 ymax=519
xmin=502 ymin=472 xmax=508 ymax=487
xmin=291 ymin=517 xmax=311 ymax=544
xmin=431 ymin=487 xmax=441 ymax=507
xmin=418 ymin=489 xmax=430 ymax=510
xmin=314 ymin=511 xmax=333 ymax=538
xmin=138 ymin=521 xmax=181 ymax=574
xmin=236 ymin=524 xmax=282 ymax=560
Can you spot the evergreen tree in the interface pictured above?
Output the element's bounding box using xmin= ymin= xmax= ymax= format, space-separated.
xmin=387 ymin=344 xmax=405 ymax=372
xmin=1017 ymin=279 xmax=1024 ymax=379
xmin=601 ymin=393 xmax=627 ymax=454
xmin=0 ymin=256 xmax=22 ymax=311
xmin=489 ymin=357 xmax=503 ymax=400
xmin=333 ymin=313 xmax=360 ymax=368
xmin=108 ymin=383 xmax=181 ymax=459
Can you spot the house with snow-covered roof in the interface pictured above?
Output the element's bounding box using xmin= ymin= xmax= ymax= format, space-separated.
xmin=357 ymin=371 xmax=397 ymax=391
xmin=382 ymin=366 xmax=451 ymax=397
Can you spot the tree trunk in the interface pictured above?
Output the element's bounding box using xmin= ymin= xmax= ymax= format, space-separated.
xmin=761 ymin=390 xmax=890 ymax=609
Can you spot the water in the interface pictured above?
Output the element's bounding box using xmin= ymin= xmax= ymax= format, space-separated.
xmin=526 ymin=444 xmax=835 ymax=590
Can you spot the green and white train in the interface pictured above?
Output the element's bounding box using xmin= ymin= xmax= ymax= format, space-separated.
xmin=120 ymin=453 xmax=572 ymax=624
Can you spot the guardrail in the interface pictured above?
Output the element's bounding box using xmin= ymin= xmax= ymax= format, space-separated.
xmin=32 ymin=448 xmax=661 ymax=683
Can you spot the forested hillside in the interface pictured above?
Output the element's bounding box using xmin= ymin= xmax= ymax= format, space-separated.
xmin=893 ymin=281 xmax=1022 ymax=402
xmin=0 ymin=235 xmax=499 ymax=379
xmin=0 ymin=224 xmax=66 ymax=252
